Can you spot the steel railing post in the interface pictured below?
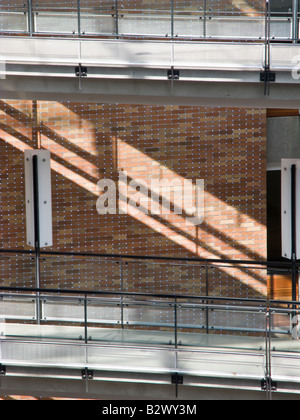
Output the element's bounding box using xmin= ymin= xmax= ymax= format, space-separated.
xmin=120 ymin=258 xmax=124 ymax=329
xmin=264 ymin=305 xmax=273 ymax=400
xmin=84 ymin=292 xmax=88 ymax=343
xmin=115 ymin=0 xmax=119 ymax=38
xmin=264 ymin=0 xmax=271 ymax=95
xmin=205 ymin=262 xmax=209 ymax=334
xmin=203 ymin=0 xmax=207 ymax=40
xmin=171 ymin=0 xmax=174 ymax=39
xmin=174 ymin=297 xmax=178 ymax=349
xmin=27 ymin=0 xmax=33 ymax=36
xmin=77 ymin=0 xmax=81 ymax=36
xmin=293 ymin=0 xmax=299 ymax=43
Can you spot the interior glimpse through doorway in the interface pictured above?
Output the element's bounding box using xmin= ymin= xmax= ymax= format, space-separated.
xmin=267 ymin=170 xmax=293 ymax=300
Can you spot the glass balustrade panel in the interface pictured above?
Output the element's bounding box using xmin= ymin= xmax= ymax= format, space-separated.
xmin=118 ymin=0 xmax=172 ymax=37
xmin=80 ymin=0 xmax=116 ymax=36
xmin=32 ymin=0 xmax=78 ymax=35
xmin=0 ymin=0 xmax=28 ymax=33
xmin=205 ymin=0 xmax=266 ymax=40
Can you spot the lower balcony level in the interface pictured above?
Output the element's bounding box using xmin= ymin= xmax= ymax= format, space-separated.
xmin=2 ymin=328 xmax=300 ymax=400
xmin=0 ymin=255 xmax=300 ymax=401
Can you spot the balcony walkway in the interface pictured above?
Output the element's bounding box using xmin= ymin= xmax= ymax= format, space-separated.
xmin=0 ymin=36 xmax=300 ymax=108
xmin=1 ymin=322 xmax=300 ymax=400
xmin=0 ymin=285 xmax=300 ymax=400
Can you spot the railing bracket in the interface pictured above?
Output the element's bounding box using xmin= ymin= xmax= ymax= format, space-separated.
xmin=0 ymin=365 xmax=6 ymax=376
xmin=172 ymin=373 xmax=183 ymax=385
xmin=82 ymin=368 xmax=93 ymax=380
xmin=261 ymin=378 xmax=277 ymax=392
xmin=260 ymin=70 xmax=276 ymax=83
xmin=172 ymin=373 xmax=183 ymax=398
xmin=75 ymin=64 xmax=88 ymax=90
xmin=168 ymin=68 xmax=180 ymax=81
xmin=75 ymin=64 xmax=88 ymax=78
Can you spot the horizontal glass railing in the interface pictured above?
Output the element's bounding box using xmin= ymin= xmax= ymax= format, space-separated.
xmin=1 ymin=285 xmax=300 ymax=360
xmin=0 ymin=2 xmax=298 ymax=42
xmin=0 ymin=251 xmax=298 ymax=349
xmin=2 ymin=252 xmax=300 ymax=398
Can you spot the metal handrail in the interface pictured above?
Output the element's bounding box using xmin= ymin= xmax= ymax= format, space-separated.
xmin=0 ymin=2 xmax=296 ymax=42
xmin=0 ymin=284 xmax=294 ymax=343
xmin=0 ymin=286 xmax=272 ymax=336
xmin=0 ymin=248 xmax=293 ymax=268
xmin=0 ymin=282 xmax=297 ymax=399
xmin=0 ymin=284 xmax=269 ymax=303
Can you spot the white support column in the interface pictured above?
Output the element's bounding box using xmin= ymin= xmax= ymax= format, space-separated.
xmin=24 ymin=150 xmax=53 ymax=249
xmin=281 ymin=159 xmax=300 ymax=261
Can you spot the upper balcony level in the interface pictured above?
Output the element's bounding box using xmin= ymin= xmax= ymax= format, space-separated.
xmin=0 ymin=1 xmax=300 ymax=108
xmin=0 ymin=0 xmax=298 ymax=41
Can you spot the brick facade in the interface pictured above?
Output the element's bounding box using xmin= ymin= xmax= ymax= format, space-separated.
xmin=0 ymin=100 xmax=267 ymax=298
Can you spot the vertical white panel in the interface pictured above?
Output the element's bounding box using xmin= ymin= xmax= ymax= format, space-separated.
xmin=281 ymin=159 xmax=300 ymax=260
xmin=38 ymin=151 xmax=53 ymax=248
xmin=25 ymin=150 xmax=53 ymax=248
xmin=24 ymin=150 xmax=35 ymax=247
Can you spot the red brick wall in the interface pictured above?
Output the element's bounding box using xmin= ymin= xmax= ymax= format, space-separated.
xmin=0 ymin=100 xmax=267 ymax=297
